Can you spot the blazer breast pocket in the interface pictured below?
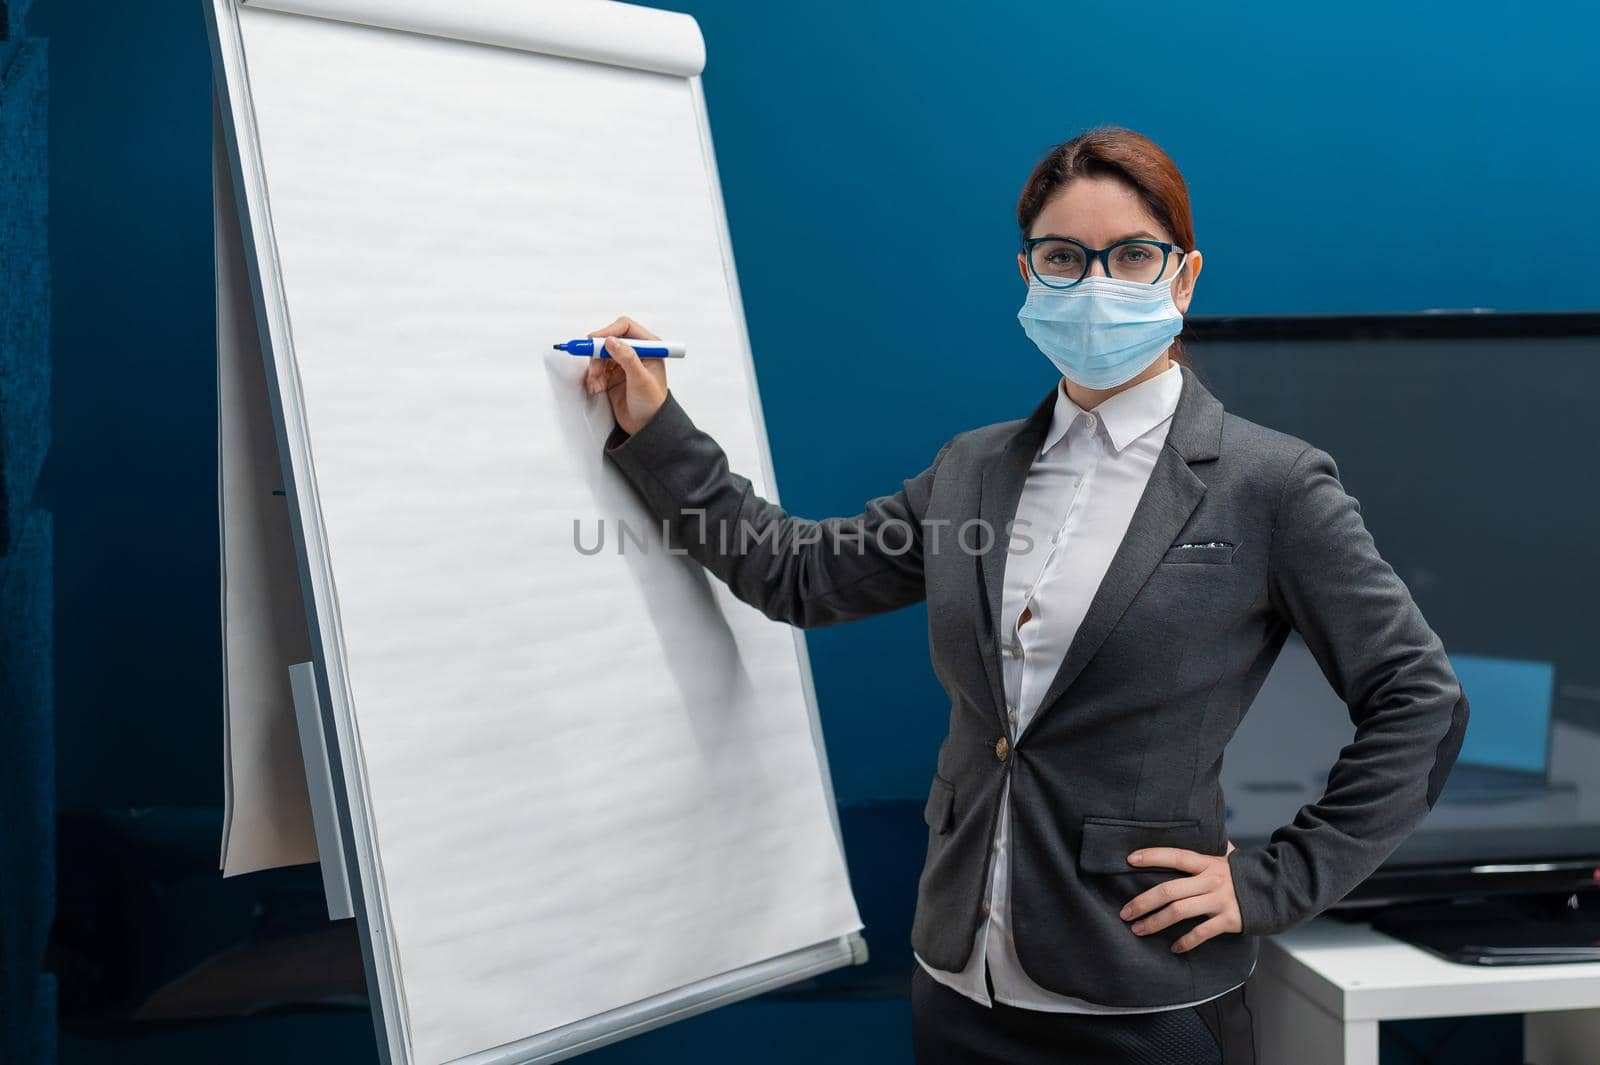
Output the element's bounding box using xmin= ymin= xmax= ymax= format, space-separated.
xmin=1160 ymin=541 xmax=1237 ymax=565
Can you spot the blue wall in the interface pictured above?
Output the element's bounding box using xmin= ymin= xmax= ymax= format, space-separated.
xmin=35 ymin=0 xmax=1600 ymax=813
xmin=1 ymin=0 xmax=56 ymax=1058
xmin=34 ymin=0 xmax=217 ymax=812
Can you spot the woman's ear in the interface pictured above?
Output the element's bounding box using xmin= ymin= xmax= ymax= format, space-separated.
xmin=1017 ymin=252 xmax=1030 ymax=285
xmin=1172 ymin=250 xmax=1203 ymax=315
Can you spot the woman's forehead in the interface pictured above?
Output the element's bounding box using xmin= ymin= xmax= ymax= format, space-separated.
xmin=1029 ymin=176 xmax=1168 ymax=244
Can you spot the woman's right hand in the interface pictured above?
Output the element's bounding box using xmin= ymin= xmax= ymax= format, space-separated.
xmin=583 ymin=315 xmax=669 ymax=436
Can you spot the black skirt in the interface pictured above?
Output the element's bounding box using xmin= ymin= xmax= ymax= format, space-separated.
xmin=910 ymin=963 xmax=1256 ymax=1065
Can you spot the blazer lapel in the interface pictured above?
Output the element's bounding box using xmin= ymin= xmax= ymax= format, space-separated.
xmin=975 ymin=386 xmax=1057 ymax=723
xmin=1021 ymin=367 xmax=1225 ymax=736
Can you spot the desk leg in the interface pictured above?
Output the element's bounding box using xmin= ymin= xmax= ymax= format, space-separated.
xmin=1525 ymin=1009 xmax=1600 ymax=1065
xmin=1253 ymin=974 xmax=1378 ymax=1065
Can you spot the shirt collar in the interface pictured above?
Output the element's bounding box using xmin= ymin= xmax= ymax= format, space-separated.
xmin=1041 ymin=363 xmax=1184 ymax=457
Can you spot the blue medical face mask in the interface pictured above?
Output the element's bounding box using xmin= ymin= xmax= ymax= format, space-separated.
xmin=1016 ymin=267 xmax=1186 ymax=390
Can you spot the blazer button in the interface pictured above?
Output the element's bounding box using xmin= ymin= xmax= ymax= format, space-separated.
xmin=995 ymin=736 xmax=1009 ymax=762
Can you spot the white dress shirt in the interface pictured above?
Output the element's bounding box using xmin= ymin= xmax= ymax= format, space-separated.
xmin=913 ymin=364 xmax=1250 ymax=1012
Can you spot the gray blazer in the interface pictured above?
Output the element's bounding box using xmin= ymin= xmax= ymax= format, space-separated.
xmin=602 ymin=365 xmax=1470 ymax=1008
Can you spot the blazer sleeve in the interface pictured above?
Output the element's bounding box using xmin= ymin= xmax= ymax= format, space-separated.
xmin=601 ymin=389 xmax=954 ymax=629
xmin=1226 ymin=445 xmax=1471 ymax=936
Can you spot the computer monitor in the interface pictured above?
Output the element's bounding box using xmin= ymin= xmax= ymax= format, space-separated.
xmin=1190 ymin=312 xmax=1600 ymax=904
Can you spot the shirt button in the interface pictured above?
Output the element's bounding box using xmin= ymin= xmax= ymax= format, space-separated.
xmin=980 ymin=899 xmax=991 ymax=917
xmin=1083 ymin=413 xmax=1097 ymax=431
xmin=1007 ymin=709 xmax=1017 ymax=724
xmin=995 ymin=736 xmax=1010 ymax=762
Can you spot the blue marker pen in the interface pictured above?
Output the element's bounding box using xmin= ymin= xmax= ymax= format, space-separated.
xmin=553 ymin=338 xmax=686 ymax=358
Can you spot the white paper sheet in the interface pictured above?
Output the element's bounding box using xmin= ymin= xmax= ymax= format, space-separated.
xmin=241 ymin=0 xmax=706 ymax=76
xmin=231 ymin=6 xmax=862 ymax=1062
xmin=217 ymin=107 xmax=319 ymax=877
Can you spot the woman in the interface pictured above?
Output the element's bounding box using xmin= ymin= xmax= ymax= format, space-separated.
xmin=580 ymin=126 xmax=1470 ymax=1065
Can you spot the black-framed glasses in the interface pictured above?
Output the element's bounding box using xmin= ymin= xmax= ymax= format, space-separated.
xmin=1021 ymin=237 xmax=1186 ymax=288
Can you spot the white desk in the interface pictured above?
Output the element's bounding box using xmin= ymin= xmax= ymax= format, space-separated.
xmin=1254 ymin=917 xmax=1600 ymax=1065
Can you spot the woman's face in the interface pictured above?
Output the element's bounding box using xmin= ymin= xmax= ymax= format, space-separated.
xmin=1016 ymin=175 xmax=1202 ymax=315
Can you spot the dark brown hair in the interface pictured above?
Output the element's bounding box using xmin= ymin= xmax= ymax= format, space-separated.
xmin=1016 ymin=125 xmax=1195 ymax=367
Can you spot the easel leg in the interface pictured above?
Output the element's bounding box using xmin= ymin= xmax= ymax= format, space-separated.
xmin=290 ymin=660 xmax=354 ymax=920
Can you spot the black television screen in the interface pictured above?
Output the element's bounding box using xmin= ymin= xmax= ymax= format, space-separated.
xmin=1188 ymin=314 xmax=1600 ymax=897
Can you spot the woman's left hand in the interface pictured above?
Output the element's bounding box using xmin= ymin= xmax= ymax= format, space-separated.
xmin=1118 ymin=840 xmax=1242 ymax=953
